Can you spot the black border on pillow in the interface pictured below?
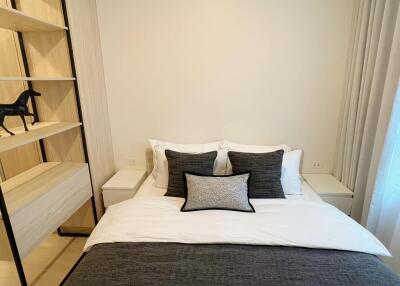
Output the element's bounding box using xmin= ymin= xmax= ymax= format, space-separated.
xmin=181 ymin=171 xmax=255 ymax=213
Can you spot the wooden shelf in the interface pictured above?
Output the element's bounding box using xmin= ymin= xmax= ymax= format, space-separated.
xmin=0 ymin=162 xmax=92 ymax=258
xmin=0 ymin=122 xmax=82 ymax=153
xmin=0 ymin=76 xmax=75 ymax=81
xmin=0 ymin=6 xmax=67 ymax=32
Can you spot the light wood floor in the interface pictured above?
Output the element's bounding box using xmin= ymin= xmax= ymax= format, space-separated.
xmin=0 ymin=234 xmax=86 ymax=286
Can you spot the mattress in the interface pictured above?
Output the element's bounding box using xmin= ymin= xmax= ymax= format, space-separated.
xmin=84 ymin=175 xmax=388 ymax=256
xmin=136 ymin=175 xmax=324 ymax=203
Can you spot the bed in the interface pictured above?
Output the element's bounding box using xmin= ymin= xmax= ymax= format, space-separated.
xmin=63 ymin=176 xmax=400 ymax=286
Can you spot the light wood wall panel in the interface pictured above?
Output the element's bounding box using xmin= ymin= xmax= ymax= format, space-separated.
xmin=0 ymin=221 xmax=12 ymax=260
xmin=32 ymin=81 xmax=85 ymax=168
xmin=22 ymin=32 xmax=72 ymax=77
xmin=16 ymin=0 xmax=65 ymax=27
xmin=65 ymin=0 xmax=115 ymax=218
xmin=33 ymin=81 xmax=77 ymax=121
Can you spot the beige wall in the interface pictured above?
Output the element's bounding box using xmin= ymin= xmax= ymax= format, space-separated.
xmin=96 ymin=0 xmax=355 ymax=173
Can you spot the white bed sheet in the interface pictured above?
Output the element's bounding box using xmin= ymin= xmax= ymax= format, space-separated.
xmin=86 ymin=176 xmax=390 ymax=257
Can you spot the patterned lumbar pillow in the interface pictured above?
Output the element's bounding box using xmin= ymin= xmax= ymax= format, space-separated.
xmin=181 ymin=172 xmax=255 ymax=212
xmin=165 ymin=150 xmax=217 ymax=197
xmin=228 ymin=150 xmax=285 ymax=199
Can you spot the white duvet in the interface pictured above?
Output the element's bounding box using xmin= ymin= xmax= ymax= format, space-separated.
xmin=85 ymin=177 xmax=390 ymax=257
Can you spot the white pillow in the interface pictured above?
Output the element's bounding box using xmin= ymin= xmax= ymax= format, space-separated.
xmin=149 ymin=139 xmax=226 ymax=188
xmin=223 ymin=140 xmax=302 ymax=195
xmin=281 ymin=149 xmax=303 ymax=195
xmin=224 ymin=140 xmax=292 ymax=153
xmin=224 ymin=140 xmax=292 ymax=174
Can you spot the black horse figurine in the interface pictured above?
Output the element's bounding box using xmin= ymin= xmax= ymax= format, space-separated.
xmin=0 ymin=89 xmax=40 ymax=136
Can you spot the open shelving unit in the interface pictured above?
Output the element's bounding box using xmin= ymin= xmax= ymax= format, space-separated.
xmin=0 ymin=1 xmax=98 ymax=285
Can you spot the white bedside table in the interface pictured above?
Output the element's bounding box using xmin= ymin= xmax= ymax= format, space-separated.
xmin=302 ymin=174 xmax=354 ymax=215
xmin=102 ymin=170 xmax=147 ymax=208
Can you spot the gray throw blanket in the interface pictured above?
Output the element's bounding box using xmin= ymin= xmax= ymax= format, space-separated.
xmin=63 ymin=243 xmax=400 ymax=286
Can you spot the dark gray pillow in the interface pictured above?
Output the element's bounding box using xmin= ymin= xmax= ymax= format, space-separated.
xmin=228 ymin=150 xmax=285 ymax=199
xmin=181 ymin=172 xmax=254 ymax=212
xmin=165 ymin=150 xmax=217 ymax=197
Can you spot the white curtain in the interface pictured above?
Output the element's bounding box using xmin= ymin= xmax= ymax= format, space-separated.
xmin=334 ymin=0 xmax=400 ymax=221
xmin=365 ymin=80 xmax=400 ymax=273
xmin=359 ymin=0 xmax=400 ymax=273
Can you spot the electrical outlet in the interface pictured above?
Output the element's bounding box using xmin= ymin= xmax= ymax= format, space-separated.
xmin=312 ymin=161 xmax=323 ymax=169
xmin=127 ymin=158 xmax=136 ymax=166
